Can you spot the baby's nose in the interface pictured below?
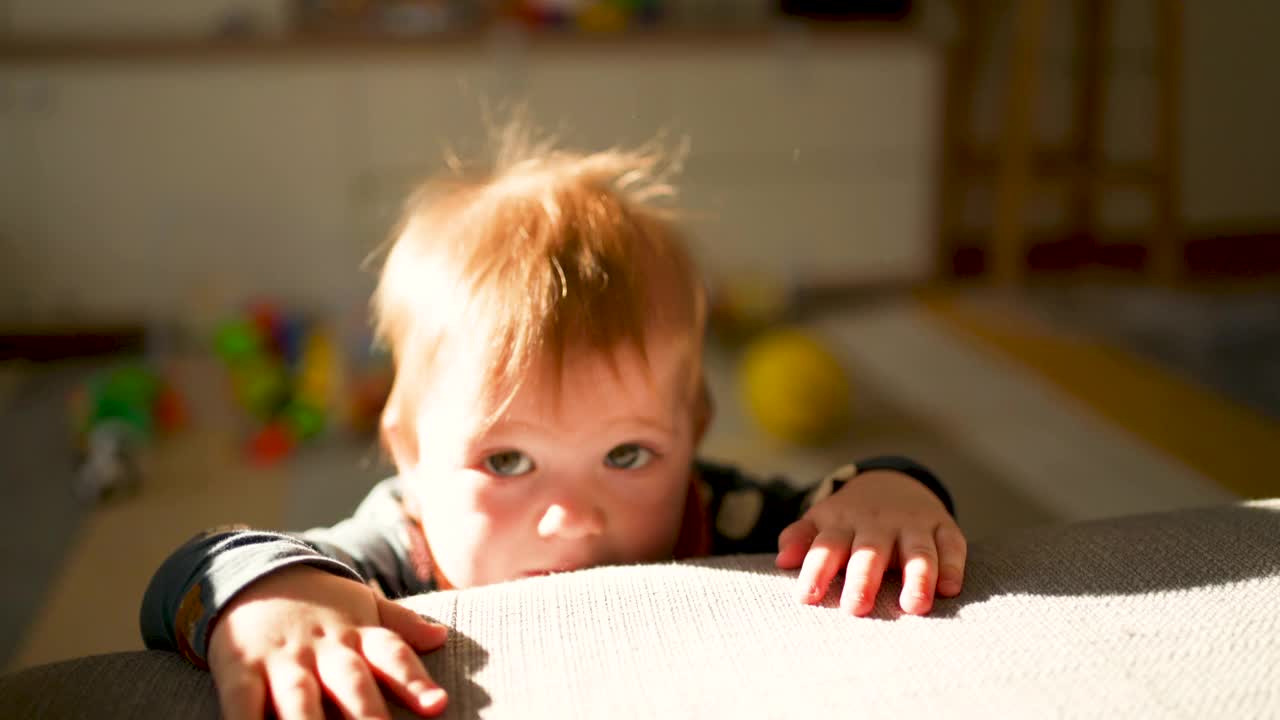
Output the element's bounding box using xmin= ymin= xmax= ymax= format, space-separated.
xmin=537 ymin=499 xmax=605 ymax=540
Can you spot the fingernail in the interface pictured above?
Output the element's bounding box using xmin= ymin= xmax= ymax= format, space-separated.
xmin=906 ymin=590 xmax=934 ymax=611
xmin=939 ymin=580 xmax=960 ymax=595
xmin=419 ymin=687 xmax=447 ymax=708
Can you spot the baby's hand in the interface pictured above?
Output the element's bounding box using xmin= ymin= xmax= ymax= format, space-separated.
xmin=775 ymin=470 xmax=967 ymax=616
xmin=207 ymin=565 xmax=449 ymax=719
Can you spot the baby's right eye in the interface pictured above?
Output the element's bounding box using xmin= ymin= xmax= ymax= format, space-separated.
xmin=483 ymin=450 xmax=535 ymax=477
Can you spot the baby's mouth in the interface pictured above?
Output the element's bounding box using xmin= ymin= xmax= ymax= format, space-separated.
xmin=522 ymin=563 xmax=587 ymax=577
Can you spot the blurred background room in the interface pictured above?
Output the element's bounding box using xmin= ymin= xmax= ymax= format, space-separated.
xmin=2 ymin=0 xmax=1277 ymax=672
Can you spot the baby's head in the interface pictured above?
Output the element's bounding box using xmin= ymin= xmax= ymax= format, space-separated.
xmin=373 ymin=128 xmax=709 ymax=588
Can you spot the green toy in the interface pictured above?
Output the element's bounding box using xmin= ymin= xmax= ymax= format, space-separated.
xmin=70 ymin=363 xmax=186 ymax=503
xmin=79 ymin=364 xmax=163 ymax=439
xmin=214 ymin=319 xmax=263 ymax=365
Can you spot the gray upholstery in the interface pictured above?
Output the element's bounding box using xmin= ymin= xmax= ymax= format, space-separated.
xmin=4 ymin=500 xmax=1278 ymax=719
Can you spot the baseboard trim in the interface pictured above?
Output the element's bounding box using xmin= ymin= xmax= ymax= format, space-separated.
xmin=946 ymin=227 xmax=1280 ymax=280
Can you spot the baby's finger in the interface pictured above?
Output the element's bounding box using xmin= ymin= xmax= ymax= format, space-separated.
xmin=775 ymin=518 xmax=819 ymax=569
xmin=935 ymin=523 xmax=968 ymax=597
xmin=315 ymin=639 xmax=391 ymax=720
xmin=361 ymin=627 xmax=449 ymax=716
xmin=795 ymin=529 xmax=854 ymax=604
xmin=378 ymin=596 xmax=450 ymax=653
xmin=265 ymin=654 xmax=324 ymax=720
xmin=213 ymin=666 xmax=266 ymax=720
xmin=897 ymin=528 xmax=940 ymax=615
xmin=839 ymin=529 xmax=893 ymax=616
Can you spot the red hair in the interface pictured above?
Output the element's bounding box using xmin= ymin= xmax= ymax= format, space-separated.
xmin=372 ymin=123 xmax=706 ymax=463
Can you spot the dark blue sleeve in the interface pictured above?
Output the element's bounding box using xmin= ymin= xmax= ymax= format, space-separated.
xmin=139 ymin=477 xmax=432 ymax=668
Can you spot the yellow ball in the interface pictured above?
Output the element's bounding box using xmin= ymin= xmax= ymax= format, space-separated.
xmin=739 ymin=328 xmax=852 ymax=446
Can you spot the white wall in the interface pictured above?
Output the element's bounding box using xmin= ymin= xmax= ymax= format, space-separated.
xmin=4 ymin=0 xmax=1278 ymax=322
xmin=0 ymin=40 xmax=941 ymax=322
xmin=7 ymin=0 xmax=1280 ymax=229
xmin=5 ymin=0 xmax=290 ymax=36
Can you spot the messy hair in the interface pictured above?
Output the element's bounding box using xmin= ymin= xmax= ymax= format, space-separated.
xmin=372 ymin=122 xmax=706 ymax=459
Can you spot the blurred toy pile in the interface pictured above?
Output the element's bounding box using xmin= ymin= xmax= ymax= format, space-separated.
xmin=290 ymin=0 xmax=776 ymax=36
xmin=504 ymin=0 xmax=662 ymax=33
xmin=213 ymin=301 xmax=392 ymax=466
xmin=68 ymin=364 xmax=187 ymax=502
xmin=63 ymin=300 xmax=393 ymax=502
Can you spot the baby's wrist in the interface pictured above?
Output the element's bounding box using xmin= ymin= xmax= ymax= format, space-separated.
xmin=803 ymin=464 xmax=860 ymax=509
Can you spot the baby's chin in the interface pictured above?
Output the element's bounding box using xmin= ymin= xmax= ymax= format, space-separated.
xmin=491 ymin=554 xmax=628 ymax=584
xmin=468 ymin=538 xmax=680 ymax=586
xmin=508 ymin=558 xmax=606 ymax=581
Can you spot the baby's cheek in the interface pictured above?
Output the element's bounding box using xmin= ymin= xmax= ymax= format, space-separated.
xmin=433 ymin=469 xmax=531 ymax=519
xmin=618 ymin=513 xmax=684 ymax=563
xmin=611 ymin=478 xmax=688 ymax=560
xmin=420 ymin=507 xmax=509 ymax=587
xmin=416 ymin=478 xmax=522 ymax=586
xmin=468 ymin=480 xmax=536 ymax=528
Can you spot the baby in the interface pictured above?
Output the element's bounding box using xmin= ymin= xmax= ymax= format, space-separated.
xmin=141 ymin=129 xmax=967 ymax=720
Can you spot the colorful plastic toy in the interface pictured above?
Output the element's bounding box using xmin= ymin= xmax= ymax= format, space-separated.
xmin=69 ymin=364 xmax=186 ymax=502
xmin=212 ymin=301 xmax=391 ymax=464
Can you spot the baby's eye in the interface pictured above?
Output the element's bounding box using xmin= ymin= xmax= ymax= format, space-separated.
xmin=483 ymin=450 xmax=534 ymax=477
xmin=604 ymin=444 xmax=655 ymax=470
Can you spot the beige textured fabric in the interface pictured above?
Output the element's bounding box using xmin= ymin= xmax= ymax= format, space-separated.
xmin=3 ymin=500 xmax=1278 ymax=719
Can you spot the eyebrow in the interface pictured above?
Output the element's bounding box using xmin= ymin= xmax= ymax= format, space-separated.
xmin=486 ymin=416 xmax=675 ymax=439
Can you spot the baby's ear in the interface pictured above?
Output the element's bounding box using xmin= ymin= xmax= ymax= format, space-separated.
xmin=381 ymin=403 xmax=420 ymax=471
xmin=692 ymin=374 xmax=714 ymax=445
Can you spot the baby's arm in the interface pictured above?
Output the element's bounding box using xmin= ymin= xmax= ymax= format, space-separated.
xmin=140 ymin=477 xmax=447 ymax=719
xmin=699 ymin=456 xmax=963 ymax=615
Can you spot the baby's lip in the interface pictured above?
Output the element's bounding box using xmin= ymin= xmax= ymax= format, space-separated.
xmin=522 ymin=563 xmax=587 ymax=577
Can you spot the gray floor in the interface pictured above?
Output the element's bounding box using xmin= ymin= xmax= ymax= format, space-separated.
xmin=0 ymin=363 xmax=94 ymax=670
xmin=1022 ymin=286 xmax=1280 ymax=420
xmin=284 ymin=437 xmax=395 ymax=530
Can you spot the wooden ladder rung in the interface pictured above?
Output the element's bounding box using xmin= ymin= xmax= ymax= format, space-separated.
xmin=956 ymin=150 xmax=1158 ymax=187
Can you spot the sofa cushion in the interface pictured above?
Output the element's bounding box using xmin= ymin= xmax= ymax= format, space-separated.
xmin=3 ymin=499 xmax=1278 ymax=719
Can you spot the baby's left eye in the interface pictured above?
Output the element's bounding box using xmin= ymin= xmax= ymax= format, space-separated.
xmin=604 ymin=443 xmax=655 ymax=470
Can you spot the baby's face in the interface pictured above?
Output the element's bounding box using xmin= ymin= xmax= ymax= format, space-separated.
xmin=404 ymin=333 xmax=699 ymax=588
